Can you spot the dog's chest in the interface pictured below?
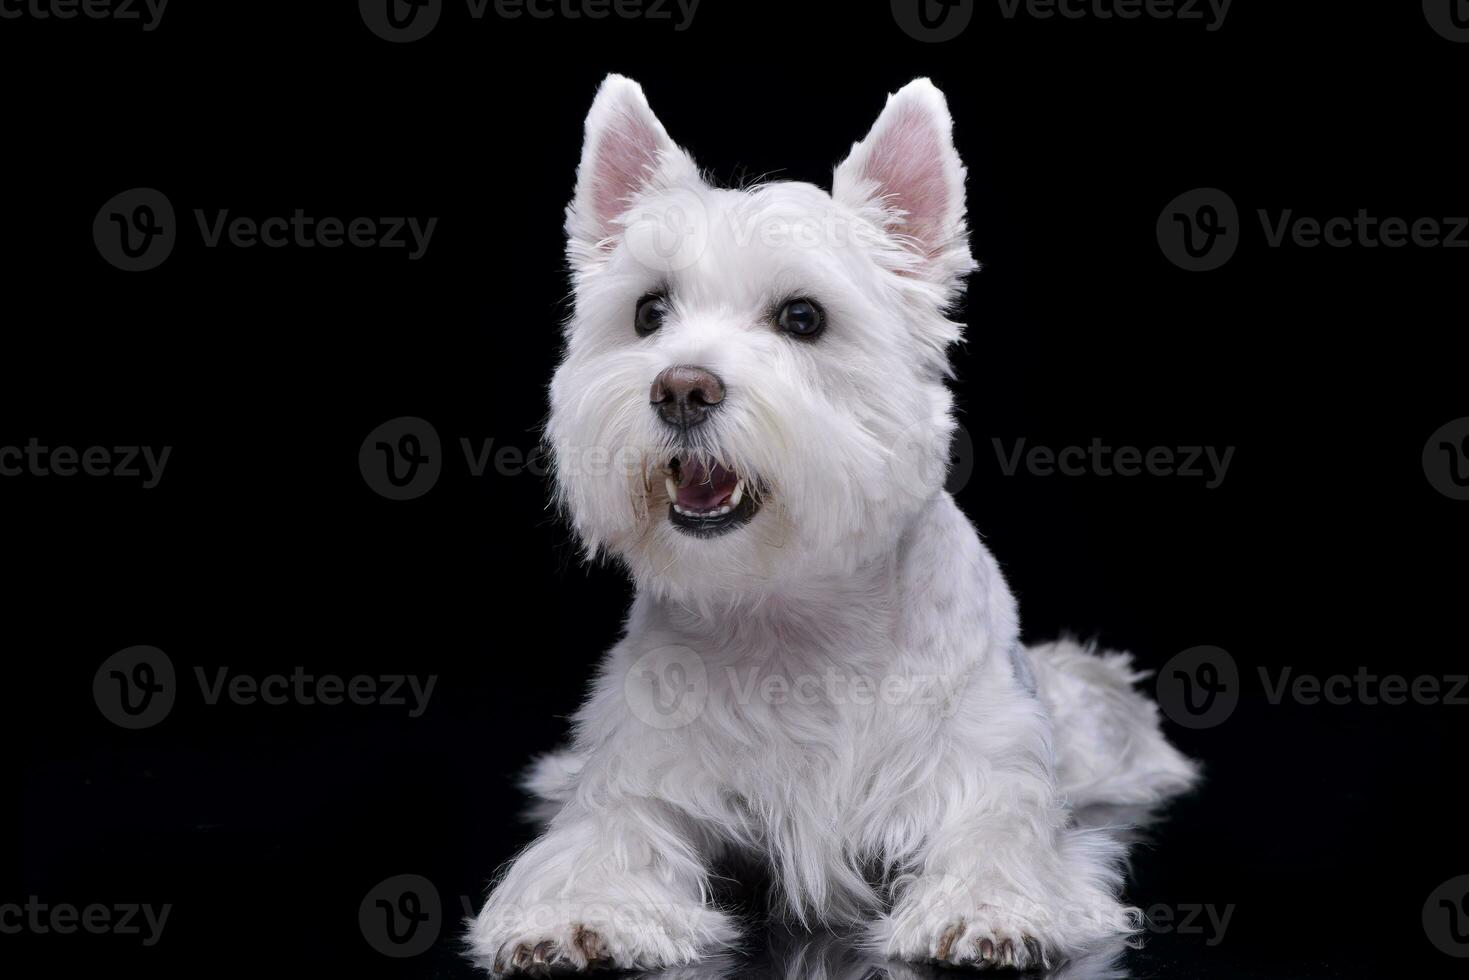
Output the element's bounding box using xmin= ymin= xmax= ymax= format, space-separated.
xmin=690 ymin=638 xmax=951 ymax=846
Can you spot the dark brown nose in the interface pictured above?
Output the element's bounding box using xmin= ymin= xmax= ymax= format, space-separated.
xmin=650 ymin=365 xmax=725 ymax=428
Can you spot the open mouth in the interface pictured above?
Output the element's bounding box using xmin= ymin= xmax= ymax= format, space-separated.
xmin=663 ymin=456 xmax=761 ymax=537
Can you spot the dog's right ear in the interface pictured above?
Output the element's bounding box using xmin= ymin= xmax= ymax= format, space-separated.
xmin=565 ymin=75 xmax=698 ymax=264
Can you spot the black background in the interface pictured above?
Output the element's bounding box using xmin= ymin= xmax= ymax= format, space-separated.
xmin=6 ymin=1 xmax=1468 ymax=976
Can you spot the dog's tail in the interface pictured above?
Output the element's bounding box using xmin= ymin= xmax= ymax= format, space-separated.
xmin=519 ymin=748 xmax=584 ymax=826
xmin=1025 ymin=639 xmax=1200 ymax=810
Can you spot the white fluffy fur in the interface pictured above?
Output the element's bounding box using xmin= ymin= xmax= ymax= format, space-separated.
xmin=466 ymin=76 xmax=1198 ymax=975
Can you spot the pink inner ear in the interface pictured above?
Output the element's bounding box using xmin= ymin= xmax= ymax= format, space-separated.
xmin=860 ymin=104 xmax=949 ymax=252
xmin=592 ymin=109 xmax=664 ymax=233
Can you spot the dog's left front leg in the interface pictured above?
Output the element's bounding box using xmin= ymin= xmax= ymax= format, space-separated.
xmin=874 ymin=764 xmax=1137 ymax=971
xmin=467 ymin=796 xmax=736 ymax=975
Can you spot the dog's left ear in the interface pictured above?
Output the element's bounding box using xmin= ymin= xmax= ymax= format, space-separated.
xmin=833 ymin=79 xmax=973 ymax=288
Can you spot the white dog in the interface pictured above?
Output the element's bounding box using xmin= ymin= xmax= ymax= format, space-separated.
xmin=468 ymin=75 xmax=1198 ymax=975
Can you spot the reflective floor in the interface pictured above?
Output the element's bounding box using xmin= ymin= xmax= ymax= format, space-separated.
xmin=633 ymin=928 xmax=1131 ymax=980
xmin=412 ymin=924 xmax=1379 ymax=980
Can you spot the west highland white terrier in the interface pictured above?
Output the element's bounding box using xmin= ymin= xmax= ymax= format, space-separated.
xmin=468 ymin=75 xmax=1198 ymax=975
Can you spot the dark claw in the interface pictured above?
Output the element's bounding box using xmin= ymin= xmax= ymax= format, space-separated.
xmin=512 ymin=944 xmax=533 ymax=970
xmin=936 ymin=924 xmax=961 ymax=961
xmin=572 ymin=925 xmax=609 ymax=965
xmin=532 ymin=941 xmax=555 ymax=966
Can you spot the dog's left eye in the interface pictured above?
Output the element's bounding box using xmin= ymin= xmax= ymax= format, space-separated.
xmin=635 ymin=295 xmax=669 ymax=337
xmin=778 ymin=299 xmax=824 ymax=339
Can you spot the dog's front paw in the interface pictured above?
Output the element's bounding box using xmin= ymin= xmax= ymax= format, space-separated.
xmin=491 ymin=923 xmax=612 ymax=975
xmin=468 ymin=897 xmax=737 ymax=976
xmin=875 ymin=874 xmax=1133 ymax=972
xmin=928 ymin=912 xmax=1048 ymax=971
xmin=882 ymin=897 xmax=1049 ymax=971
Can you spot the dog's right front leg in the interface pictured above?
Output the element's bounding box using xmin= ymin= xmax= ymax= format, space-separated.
xmin=466 ymin=796 xmax=737 ymax=975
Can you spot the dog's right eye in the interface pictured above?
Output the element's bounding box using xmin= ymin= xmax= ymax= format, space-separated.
xmin=635 ymin=295 xmax=669 ymax=337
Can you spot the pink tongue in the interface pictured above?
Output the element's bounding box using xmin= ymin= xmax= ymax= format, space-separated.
xmin=676 ymin=460 xmax=738 ymax=511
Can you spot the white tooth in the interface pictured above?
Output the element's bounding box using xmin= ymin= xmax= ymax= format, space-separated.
xmin=665 ymin=476 xmax=679 ymax=500
xmin=717 ymin=506 xmax=730 ymax=516
xmin=730 ymin=480 xmax=745 ymax=508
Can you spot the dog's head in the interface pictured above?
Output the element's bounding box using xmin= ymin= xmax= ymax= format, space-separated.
xmin=547 ymin=75 xmax=975 ymax=605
